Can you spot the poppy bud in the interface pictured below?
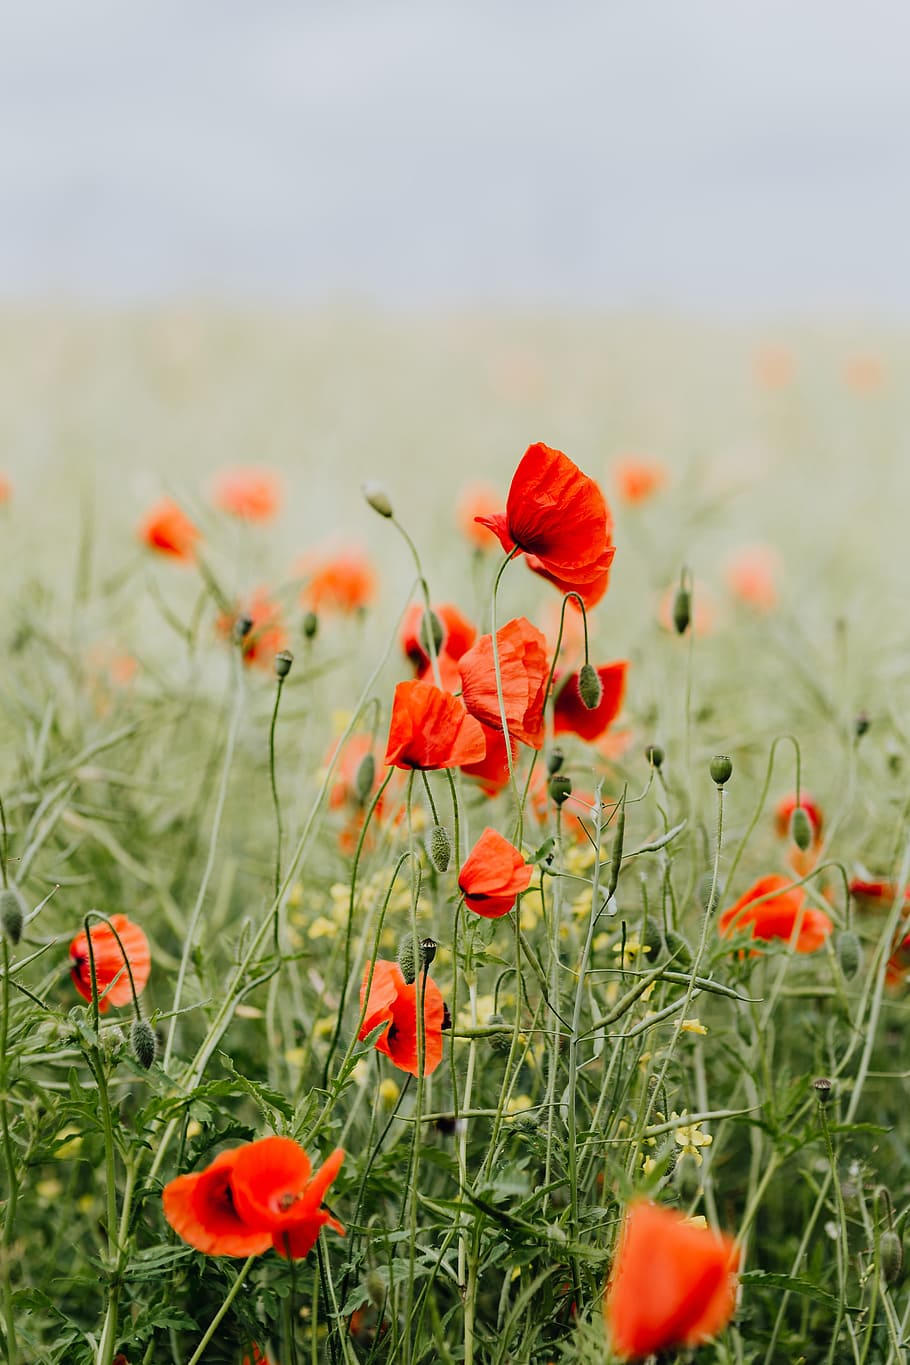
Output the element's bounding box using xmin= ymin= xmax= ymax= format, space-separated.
xmin=427 ymin=824 xmax=452 ymax=873
xmin=837 ymin=930 xmax=862 ymax=980
xmin=362 ymin=482 xmax=393 ymax=519
xmin=274 ymin=649 xmax=293 ymax=680
xmin=812 ymin=1076 xmax=833 ymax=1105
xmin=547 ymin=747 xmax=565 ymax=776
xmin=131 ymin=1018 xmax=157 ymax=1070
xmin=577 ymin=663 xmax=602 ymax=711
xmin=419 ymin=610 xmax=445 ymax=658
xmin=101 ymin=1024 xmax=126 ymax=1058
xmin=854 ymin=711 xmax=871 ymax=739
xmin=790 ymin=805 xmax=813 ymax=852
xmin=696 ymin=871 xmax=722 ymax=914
xmin=397 ymin=935 xmax=417 ymax=985
xmin=365 ymin=1268 xmax=387 ymax=1311
xmin=710 ymin=755 xmax=733 ymax=787
xmin=661 ymin=929 xmax=693 ymax=967
xmin=0 ymin=887 xmax=25 ymax=945
xmin=672 ymin=587 xmax=691 ymax=635
xmin=419 ymin=937 xmax=437 ymax=970
xmin=549 ymin=774 xmax=572 ymax=807
xmin=302 ymin=610 xmax=319 ymax=640
xmin=881 ymin=1229 xmax=904 ymax=1285
xmin=354 ymin=753 xmax=376 ymax=806
xmin=233 ymin=613 xmax=254 ymax=643
xmin=486 ymin=1013 xmax=512 ymax=1053
xmin=645 ymin=744 xmax=664 ymax=770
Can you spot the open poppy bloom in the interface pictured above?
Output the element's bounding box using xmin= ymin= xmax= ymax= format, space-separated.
xmin=460 ymin=724 xmax=515 ymax=797
xmin=475 ymin=443 xmax=615 ymax=608
xmin=457 ymin=482 xmax=502 ymax=549
xmin=400 ymin=602 xmax=477 ymax=692
xmin=604 ymin=1200 xmax=739 ymax=1360
xmin=162 ymin=1136 xmax=344 ymax=1260
xmin=553 ymin=661 xmax=627 ymax=742
xmin=613 ymin=457 xmax=667 ymax=505
xmin=70 ymin=914 xmax=151 ymax=1012
xmin=458 ymin=828 xmax=533 ymax=918
xmin=212 ymin=466 xmax=282 ymax=522
xmin=385 ymin=679 xmax=487 ymax=770
xmin=359 ymin=960 xmax=445 ymax=1076
xmin=138 ymin=497 xmax=200 ymax=562
xmin=300 ymin=546 xmax=376 ymax=615
xmin=726 ymin=543 xmax=781 ymax=613
xmin=217 ymin=589 xmax=288 ymax=669
xmin=718 ymin=875 xmax=833 ymax=954
xmin=886 ymin=926 xmax=910 ymax=987
xmin=458 ymin=617 xmax=549 ymax=749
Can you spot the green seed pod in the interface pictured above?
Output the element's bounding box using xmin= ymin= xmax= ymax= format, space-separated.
xmin=362 ymin=481 xmax=393 ymax=518
xmin=427 ymin=824 xmax=452 ymax=872
xmin=397 ymin=935 xmax=417 ymax=985
xmin=419 ymin=610 xmax=445 ymax=658
xmin=131 ymin=1018 xmax=157 ymax=1071
xmin=645 ymin=744 xmax=664 ymax=770
xmin=710 ymin=754 xmax=733 ymax=787
xmin=547 ymin=747 xmax=565 ymax=776
xmin=549 ymin=774 xmax=572 ymax=807
xmin=812 ymin=1076 xmax=833 ymax=1105
xmin=354 ymin=753 xmax=376 ymax=806
xmin=837 ymin=930 xmax=862 ymax=980
xmin=100 ymin=1024 xmax=126 ymax=1058
xmin=881 ymin=1230 xmax=904 ymax=1285
xmin=274 ymin=649 xmax=294 ymax=680
xmin=662 ymin=929 xmax=693 ymax=968
xmin=577 ymin=663 xmax=603 ymax=711
xmin=302 ymin=610 xmax=319 ymax=640
xmin=790 ymin=805 xmax=813 ymax=852
xmin=672 ymin=587 xmax=691 ymax=635
xmin=0 ymin=887 xmax=25 ymax=946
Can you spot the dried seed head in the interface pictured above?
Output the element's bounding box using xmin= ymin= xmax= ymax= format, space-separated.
xmin=427 ymin=824 xmax=452 ymax=873
xmin=362 ymin=482 xmax=393 ymax=519
xmin=790 ymin=805 xmax=813 ymax=852
xmin=549 ymin=774 xmax=572 ymax=807
xmin=131 ymin=1018 xmax=157 ymax=1071
xmin=274 ymin=650 xmax=294 ymax=680
xmin=812 ymin=1076 xmax=833 ymax=1105
xmin=577 ymin=662 xmax=603 ymax=711
xmin=419 ymin=937 xmax=437 ymax=970
xmin=710 ymin=754 xmax=733 ymax=787
xmin=547 ymin=747 xmax=565 ymax=776
xmin=0 ymin=887 xmax=25 ymax=946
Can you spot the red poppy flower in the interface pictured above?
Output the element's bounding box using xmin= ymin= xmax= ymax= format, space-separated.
xmin=553 ymin=662 xmax=627 ymax=742
xmin=385 ymin=680 xmax=487 ymax=771
xmin=886 ymin=927 xmax=910 ymax=987
xmin=139 ymin=498 xmax=200 ymax=562
xmin=460 ymin=724 xmax=515 ymax=796
xmin=475 ymin=443 xmax=615 ymax=608
xmin=456 ymin=482 xmax=502 ymax=549
xmin=162 ymin=1137 xmax=344 ymax=1261
xmin=217 ymin=589 xmax=288 ymax=669
xmin=70 ymin=914 xmax=151 ymax=1012
xmin=458 ymin=617 xmax=549 ymax=750
xmin=726 ymin=544 xmax=781 ymax=613
xmin=213 ymin=467 xmax=282 ymax=522
xmin=774 ymin=793 xmax=823 ymax=843
xmin=613 ymin=457 xmax=667 ymax=505
xmin=359 ymin=960 xmax=445 ymax=1077
xmin=604 ymin=1200 xmax=739 ymax=1360
xmin=458 ymin=828 xmax=533 ymax=918
xmin=0 ymin=475 xmax=11 ymax=505
xmin=718 ymin=875 xmax=833 ymax=954
xmin=400 ymin=602 xmax=477 ymax=692
xmin=300 ymin=547 xmax=376 ymax=614
xmin=850 ymin=879 xmax=910 ymax=908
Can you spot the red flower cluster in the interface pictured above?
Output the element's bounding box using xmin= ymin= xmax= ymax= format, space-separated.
xmin=476 ymin=443 xmax=615 ymax=607
xmin=359 ymin=960 xmax=445 ymax=1076
xmin=458 ymin=828 xmax=533 ymax=918
xmin=69 ymin=915 xmax=151 ymax=1012
xmin=162 ymin=1136 xmax=344 ymax=1260
xmin=718 ymin=875 xmax=833 ymax=955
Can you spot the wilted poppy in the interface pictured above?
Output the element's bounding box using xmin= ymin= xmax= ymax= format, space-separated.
xmin=458 ymin=828 xmax=533 ymax=918
xmin=553 ymin=661 xmax=627 ymax=742
xmin=456 ymin=482 xmax=502 ymax=549
xmin=139 ymin=498 xmax=200 ymax=562
xmin=385 ymin=680 xmax=487 ymax=771
xmin=613 ymin=457 xmax=667 ymax=505
xmin=718 ymin=875 xmax=833 ymax=954
xmin=400 ymin=602 xmax=476 ymax=692
xmin=475 ymin=443 xmax=615 ymax=608
xmin=300 ymin=547 xmax=376 ymax=614
xmin=212 ymin=466 xmax=282 ymax=522
xmin=217 ymin=589 xmax=288 ymax=668
xmin=70 ymin=914 xmax=151 ymax=1012
xmin=359 ymin=960 xmax=445 ymax=1076
xmin=459 ymin=617 xmax=549 ymax=750
xmin=604 ymin=1200 xmax=739 ymax=1360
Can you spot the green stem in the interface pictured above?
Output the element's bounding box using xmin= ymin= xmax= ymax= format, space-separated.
xmin=270 ymin=672 xmax=287 ymax=910
xmin=185 ymin=1256 xmax=257 ymax=1365
xmin=0 ymin=941 xmax=17 ymax=1365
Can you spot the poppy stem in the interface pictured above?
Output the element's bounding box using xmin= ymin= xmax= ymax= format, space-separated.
xmin=0 ymin=792 xmax=8 ymax=889
xmin=0 ymin=940 xmax=19 ymax=1365
xmin=489 ymin=548 xmax=523 ymax=816
xmin=390 ymin=519 xmax=443 ymax=689
xmin=269 ymin=669 xmax=287 ymax=916
xmin=183 ymin=1255 xmax=257 ymax=1365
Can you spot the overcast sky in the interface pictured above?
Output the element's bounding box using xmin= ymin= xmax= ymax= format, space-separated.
xmin=2 ymin=1 xmax=909 ymax=316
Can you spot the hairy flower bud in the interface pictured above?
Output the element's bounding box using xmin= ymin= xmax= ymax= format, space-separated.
xmin=486 ymin=1012 xmax=512 ymax=1053
xmin=397 ymin=935 xmax=417 ymax=985
xmin=837 ymin=930 xmax=862 ymax=981
xmin=577 ymin=662 xmax=603 ymax=711
xmin=672 ymin=587 xmax=691 ymax=635
xmin=419 ymin=610 xmax=445 ymax=658
xmin=645 ymin=744 xmax=665 ymax=770
xmin=881 ymin=1229 xmax=904 ymax=1285
xmin=0 ymin=887 xmax=25 ymax=946
xmin=662 ymin=929 xmax=693 ymax=968
xmin=354 ymin=753 xmax=376 ymax=806
xmin=710 ymin=755 xmax=733 ymax=787
xmin=696 ymin=871 xmax=722 ymax=914
xmin=131 ymin=1018 xmax=157 ymax=1071
xmin=427 ymin=824 xmax=452 ymax=872
xmin=790 ymin=805 xmax=813 ymax=851
xmin=302 ymin=610 xmax=319 ymax=640
xmin=362 ymin=481 xmax=393 ymax=519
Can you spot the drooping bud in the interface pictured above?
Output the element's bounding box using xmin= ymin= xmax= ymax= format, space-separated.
xmin=419 ymin=937 xmax=437 ymax=971
xmin=427 ymin=824 xmax=452 ymax=872
xmin=397 ymin=935 xmax=417 ymax=985
xmin=812 ymin=1076 xmax=833 ymax=1105
xmin=354 ymin=753 xmax=376 ymax=806
xmin=547 ymin=747 xmax=565 ymax=776
xmin=274 ymin=650 xmax=294 ymax=680
xmin=672 ymin=587 xmax=691 ymax=635
xmin=696 ymin=871 xmax=722 ymax=914
xmin=790 ymin=805 xmax=812 ymax=852
xmin=662 ymin=929 xmax=693 ymax=968
xmin=131 ymin=1018 xmax=157 ymax=1070
xmin=881 ymin=1230 xmax=904 ymax=1285
xmin=0 ymin=887 xmax=25 ymax=945
xmin=837 ymin=931 xmax=862 ymax=981
xmin=710 ymin=755 xmax=733 ymax=787
xmin=362 ymin=482 xmax=393 ymax=519
xmin=645 ymin=744 xmax=664 ymax=770
xmin=419 ymin=610 xmax=445 ymax=659
xmin=302 ymin=610 xmax=319 ymax=640
xmin=577 ymin=663 xmax=603 ymax=711
xmin=549 ymin=774 xmax=572 ymax=807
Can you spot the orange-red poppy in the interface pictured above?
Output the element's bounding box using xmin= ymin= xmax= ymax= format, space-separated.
xmin=0 ymin=475 xmax=11 ymax=504
xmin=456 ymin=482 xmax=502 ymax=549
xmin=300 ymin=547 xmax=376 ymax=614
xmin=604 ymin=1200 xmax=739 ymax=1360
xmin=726 ymin=544 xmax=781 ymax=613
xmin=613 ymin=457 xmax=667 ymax=505
xmin=460 ymin=724 xmax=515 ymax=797
xmin=359 ymin=960 xmax=445 ymax=1076
xmin=385 ymin=680 xmax=487 ymax=771
xmin=475 ymin=443 xmax=615 ymax=608
xmin=458 ymin=617 xmax=549 ymax=750
xmin=69 ymin=914 xmax=151 ymax=1012
xmin=886 ymin=926 xmax=910 ymax=987
xmin=212 ymin=466 xmax=282 ymax=522
xmin=162 ymin=1137 xmax=344 ymax=1260
xmin=774 ymin=793 xmax=823 ymax=843
xmin=850 ymin=878 xmax=910 ymax=909
xmin=217 ymin=589 xmax=288 ymax=669
xmin=553 ymin=662 xmax=627 ymax=742
xmin=458 ymin=828 xmax=533 ymax=918
xmin=138 ymin=498 xmax=201 ymax=562
xmin=400 ymin=602 xmax=477 ymax=692
xmin=718 ymin=875 xmax=833 ymax=954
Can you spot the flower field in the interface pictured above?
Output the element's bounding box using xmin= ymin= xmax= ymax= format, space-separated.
xmin=2 ymin=309 xmax=910 ymax=1364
